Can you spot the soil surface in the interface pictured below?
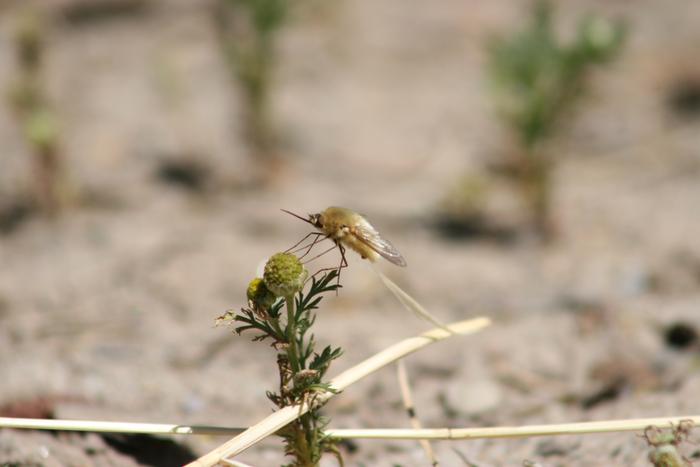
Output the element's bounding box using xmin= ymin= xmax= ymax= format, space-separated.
xmin=1 ymin=0 xmax=700 ymax=466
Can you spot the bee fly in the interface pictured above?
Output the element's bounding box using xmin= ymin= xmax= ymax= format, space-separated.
xmin=281 ymin=206 xmax=406 ymax=271
xmin=282 ymin=207 xmax=454 ymax=333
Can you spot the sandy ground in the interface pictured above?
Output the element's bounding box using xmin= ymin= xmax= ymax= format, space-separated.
xmin=1 ymin=0 xmax=700 ymax=465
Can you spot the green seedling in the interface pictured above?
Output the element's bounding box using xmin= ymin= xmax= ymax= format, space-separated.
xmin=9 ymin=9 xmax=68 ymax=217
xmin=213 ymin=0 xmax=290 ymax=183
xmin=487 ymin=0 xmax=624 ymax=239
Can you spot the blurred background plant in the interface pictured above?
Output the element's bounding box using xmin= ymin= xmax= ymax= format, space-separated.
xmin=7 ymin=8 xmax=70 ymax=217
xmin=433 ymin=172 xmax=510 ymax=242
xmin=486 ymin=0 xmax=625 ymax=240
xmin=213 ymin=0 xmax=290 ymax=186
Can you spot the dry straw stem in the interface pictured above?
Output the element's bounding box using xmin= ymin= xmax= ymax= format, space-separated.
xmin=372 ymin=266 xmax=456 ymax=335
xmin=397 ymin=359 xmax=439 ymax=466
xmin=219 ymin=460 xmax=256 ymax=467
xmin=0 ymin=417 xmax=244 ymax=436
xmin=4 ymin=415 xmax=700 ymax=442
xmin=187 ymin=317 xmax=491 ymax=467
xmin=329 ymin=416 xmax=700 ymax=440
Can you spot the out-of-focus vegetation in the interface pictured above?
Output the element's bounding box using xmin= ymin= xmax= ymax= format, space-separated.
xmin=213 ymin=0 xmax=290 ymax=184
xmin=8 ymin=9 xmax=69 ymax=217
xmin=433 ymin=173 xmax=503 ymax=241
xmin=487 ymin=1 xmax=625 ymax=239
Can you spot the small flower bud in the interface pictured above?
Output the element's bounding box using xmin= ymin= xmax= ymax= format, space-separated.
xmin=214 ymin=310 xmax=237 ymax=326
xmin=263 ymin=252 xmax=308 ymax=297
xmin=648 ymin=445 xmax=686 ymax=467
xmin=294 ymin=369 xmax=320 ymax=386
xmin=246 ymin=277 xmax=276 ymax=310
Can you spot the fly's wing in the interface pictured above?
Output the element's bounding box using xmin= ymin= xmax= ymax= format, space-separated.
xmin=352 ymin=221 xmax=407 ymax=267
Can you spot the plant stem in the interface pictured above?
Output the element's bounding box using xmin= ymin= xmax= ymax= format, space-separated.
xmin=521 ymin=148 xmax=553 ymax=240
xmin=285 ymin=295 xmax=300 ymax=373
xmin=283 ymin=293 xmax=316 ymax=466
xmin=34 ymin=143 xmax=61 ymax=217
xmin=293 ymin=422 xmax=313 ymax=466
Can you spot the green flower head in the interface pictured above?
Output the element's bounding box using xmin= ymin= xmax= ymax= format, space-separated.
xmin=263 ymin=252 xmax=308 ymax=297
xmin=246 ymin=277 xmax=277 ymax=310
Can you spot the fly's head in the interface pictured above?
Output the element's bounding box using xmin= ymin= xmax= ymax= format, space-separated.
xmin=308 ymin=212 xmax=323 ymax=230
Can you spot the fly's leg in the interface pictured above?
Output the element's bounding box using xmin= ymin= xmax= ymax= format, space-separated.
xmin=298 ymin=233 xmax=328 ymax=260
xmin=285 ymin=232 xmax=324 ymax=257
xmin=302 ymin=240 xmax=339 ymax=265
xmin=335 ymin=244 xmax=348 ymax=290
xmin=307 ymin=241 xmax=348 ymax=292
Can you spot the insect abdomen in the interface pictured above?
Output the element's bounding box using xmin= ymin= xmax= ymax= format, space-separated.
xmin=342 ymin=233 xmax=380 ymax=262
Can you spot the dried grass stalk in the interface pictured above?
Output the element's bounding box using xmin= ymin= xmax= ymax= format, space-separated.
xmin=4 ymin=414 xmax=700 ymax=442
xmin=397 ymin=359 xmax=439 ymax=466
xmin=328 ymin=416 xmax=700 ymax=440
xmin=0 ymin=417 xmax=243 ymax=435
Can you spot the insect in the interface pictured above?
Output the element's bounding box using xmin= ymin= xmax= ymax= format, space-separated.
xmin=283 ymin=207 xmax=455 ymax=334
xmin=281 ymin=206 xmax=407 ymax=269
